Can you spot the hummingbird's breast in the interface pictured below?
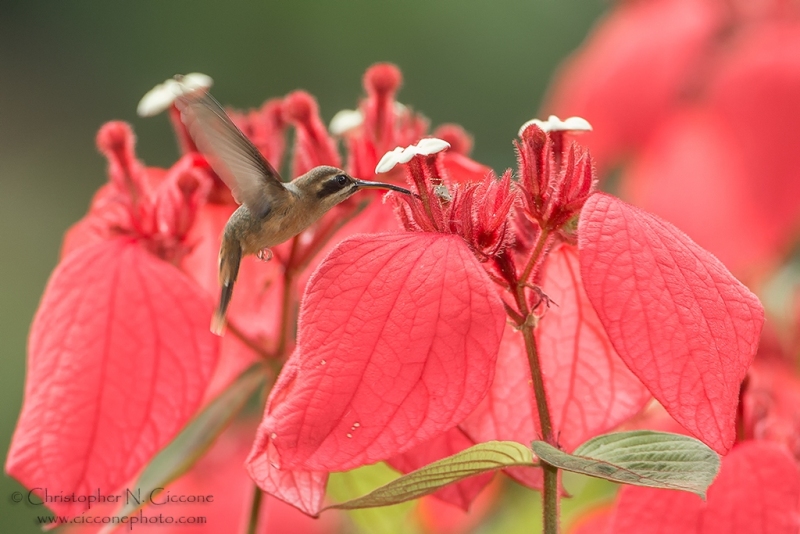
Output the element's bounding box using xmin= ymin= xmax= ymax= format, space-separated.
xmin=226 ymin=192 xmax=321 ymax=255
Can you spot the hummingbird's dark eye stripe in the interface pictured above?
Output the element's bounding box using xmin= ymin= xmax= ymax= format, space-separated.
xmin=316 ymin=176 xmax=350 ymax=199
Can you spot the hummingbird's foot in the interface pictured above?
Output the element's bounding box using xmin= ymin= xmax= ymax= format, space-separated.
xmin=257 ymin=248 xmax=274 ymax=262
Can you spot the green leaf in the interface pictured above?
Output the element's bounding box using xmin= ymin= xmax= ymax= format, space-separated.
xmin=532 ymin=431 xmax=720 ymax=498
xmin=327 ymin=441 xmax=537 ymax=511
xmin=99 ymin=363 xmax=267 ymax=533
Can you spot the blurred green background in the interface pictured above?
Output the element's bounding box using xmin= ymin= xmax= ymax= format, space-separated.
xmin=0 ymin=1 xmax=607 ymax=531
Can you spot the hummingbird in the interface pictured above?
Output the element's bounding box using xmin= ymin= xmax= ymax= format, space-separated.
xmin=174 ymin=80 xmax=411 ymax=335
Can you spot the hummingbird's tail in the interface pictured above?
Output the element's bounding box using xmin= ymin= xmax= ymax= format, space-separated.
xmin=212 ymin=238 xmax=242 ymax=336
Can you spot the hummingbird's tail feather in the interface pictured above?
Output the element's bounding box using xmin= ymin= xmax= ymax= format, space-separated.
xmin=211 ymin=283 xmax=233 ymax=335
xmin=212 ymin=238 xmax=242 ymax=336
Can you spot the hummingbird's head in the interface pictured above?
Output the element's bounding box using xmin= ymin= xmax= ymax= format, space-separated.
xmin=297 ymin=166 xmax=412 ymax=212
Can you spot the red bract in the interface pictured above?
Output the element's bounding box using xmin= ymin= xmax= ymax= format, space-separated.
xmin=629 ymin=20 xmax=800 ymax=279
xmin=547 ymin=1 xmax=800 ymax=280
xmin=245 ymin=359 xmax=329 ymax=517
xmin=247 ymin=459 xmax=328 ymax=518
xmin=743 ymin=359 xmax=800 ymax=461
xmin=578 ymin=193 xmax=764 ymax=454
xmin=618 ymin=109 xmax=770 ymax=277
xmin=65 ymin=424 xmax=339 ymax=534
xmin=608 ymin=441 xmax=800 ymax=534
xmin=546 ymin=0 xmax=723 ymax=172
xmin=248 ymin=233 xmax=505 ymax=474
xmin=7 ymin=238 xmax=218 ymax=518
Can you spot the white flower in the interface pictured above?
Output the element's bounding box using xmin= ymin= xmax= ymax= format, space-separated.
xmin=517 ymin=115 xmax=592 ymax=137
xmin=374 ymin=138 xmax=451 ymax=174
xmin=137 ymin=73 xmax=213 ymax=117
xmin=329 ymin=109 xmax=363 ymax=135
xmin=328 ymin=101 xmax=411 ymax=136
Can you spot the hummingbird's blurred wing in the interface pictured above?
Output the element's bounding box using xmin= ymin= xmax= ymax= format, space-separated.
xmin=175 ymin=87 xmax=284 ymax=218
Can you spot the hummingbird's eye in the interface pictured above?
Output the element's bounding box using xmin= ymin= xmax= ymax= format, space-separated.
xmin=336 ymin=174 xmax=348 ymax=186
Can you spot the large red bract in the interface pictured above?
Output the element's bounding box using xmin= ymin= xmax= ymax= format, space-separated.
xmin=7 ymin=238 xmax=218 ymax=518
xmin=578 ymin=193 xmax=764 ymax=454
xmin=248 ymin=233 xmax=506 ymax=472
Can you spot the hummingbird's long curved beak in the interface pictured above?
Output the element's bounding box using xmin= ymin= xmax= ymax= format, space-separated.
xmin=353 ymin=179 xmax=412 ymax=195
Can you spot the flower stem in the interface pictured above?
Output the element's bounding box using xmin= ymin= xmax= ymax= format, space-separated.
xmin=275 ymin=237 xmax=301 ymax=358
xmin=512 ymin=226 xmax=559 ymax=534
xmin=520 ymin=326 xmax=554 ymax=444
xmin=520 ymin=226 xmax=553 ymax=286
xmin=246 ymin=483 xmax=263 ymax=534
xmin=275 ymin=270 xmax=295 ymax=358
xmin=520 ymin=323 xmax=559 ymax=534
xmin=542 ymin=464 xmax=559 ymax=534
xmin=227 ymin=321 xmax=271 ymax=359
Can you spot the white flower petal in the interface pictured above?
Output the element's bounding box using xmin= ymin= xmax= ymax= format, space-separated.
xmin=517 ymin=114 xmax=592 ymax=136
xmin=375 ymin=147 xmax=405 ymax=174
xmin=137 ymin=79 xmax=179 ymax=117
xmin=374 ymin=138 xmax=451 ymax=174
xmin=181 ymin=72 xmax=213 ymax=92
xmin=329 ymin=109 xmax=364 ymax=135
xmin=396 ymin=148 xmax=416 ymax=164
xmin=137 ymin=73 xmax=213 ymax=117
xmin=559 ymin=116 xmax=592 ymax=132
xmin=414 ymin=138 xmax=451 ymax=156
